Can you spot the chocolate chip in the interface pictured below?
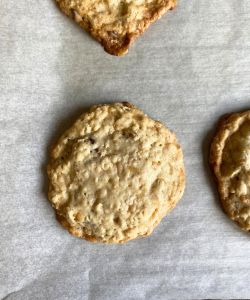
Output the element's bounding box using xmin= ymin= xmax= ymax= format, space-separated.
xmin=88 ymin=137 xmax=95 ymax=144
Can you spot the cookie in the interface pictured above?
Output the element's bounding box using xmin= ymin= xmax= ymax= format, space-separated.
xmin=210 ymin=110 xmax=250 ymax=231
xmin=55 ymin=0 xmax=176 ymax=56
xmin=47 ymin=102 xmax=185 ymax=243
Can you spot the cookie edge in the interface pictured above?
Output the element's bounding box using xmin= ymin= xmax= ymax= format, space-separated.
xmin=55 ymin=0 xmax=177 ymax=56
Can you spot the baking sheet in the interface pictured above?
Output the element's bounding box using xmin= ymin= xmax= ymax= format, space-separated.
xmin=1 ymin=0 xmax=250 ymax=299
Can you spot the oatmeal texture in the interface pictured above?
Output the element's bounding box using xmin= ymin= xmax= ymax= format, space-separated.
xmin=56 ymin=0 xmax=176 ymax=55
xmin=47 ymin=102 xmax=185 ymax=243
xmin=210 ymin=110 xmax=250 ymax=231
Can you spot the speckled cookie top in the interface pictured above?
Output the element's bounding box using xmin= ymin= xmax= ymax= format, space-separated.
xmin=56 ymin=0 xmax=176 ymax=55
xmin=210 ymin=110 xmax=250 ymax=231
xmin=47 ymin=103 xmax=185 ymax=243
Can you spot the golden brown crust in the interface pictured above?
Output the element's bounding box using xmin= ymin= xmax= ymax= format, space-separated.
xmin=210 ymin=110 xmax=250 ymax=231
xmin=47 ymin=102 xmax=185 ymax=243
xmin=55 ymin=0 xmax=177 ymax=55
xmin=56 ymin=213 xmax=99 ymax=243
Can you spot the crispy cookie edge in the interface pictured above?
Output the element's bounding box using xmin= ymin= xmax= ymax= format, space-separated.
xmin=55 ymin=0 xmax=177 ymax=56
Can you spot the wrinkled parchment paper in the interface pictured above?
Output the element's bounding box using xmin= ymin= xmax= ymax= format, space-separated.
xmin=1 ymin=0 xmax=250 ymax=299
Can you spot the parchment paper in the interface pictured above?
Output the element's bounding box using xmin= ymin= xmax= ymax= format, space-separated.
xmin=1 ymin=0 xmax=250 ymax=299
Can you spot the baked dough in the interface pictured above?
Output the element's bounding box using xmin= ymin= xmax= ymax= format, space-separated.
xmin=55 ymin=0 xmax=176 ymax=55
xmin=47 ymin=102 xmax=185 ymax=243
xmin=210 ymin=110 xmax=250 ymax=231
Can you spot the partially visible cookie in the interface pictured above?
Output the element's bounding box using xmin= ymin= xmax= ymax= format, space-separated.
xmin=47 ymin=102 xmax=185 ymax=243
xmin=55 ymin=0 xmax=176 ymax=56
xmin=210 ymin=110 xmax=250 ymax=231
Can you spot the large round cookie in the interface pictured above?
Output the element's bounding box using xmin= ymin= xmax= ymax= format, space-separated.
xmin=47 ymin=102 xmax=185 ymax=243
xmin=210 ymin=110 xmax=250 ymax=231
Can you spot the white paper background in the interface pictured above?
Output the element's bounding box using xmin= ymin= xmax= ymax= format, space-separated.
xmin=1 ymin=0 xmax=250 ymax=299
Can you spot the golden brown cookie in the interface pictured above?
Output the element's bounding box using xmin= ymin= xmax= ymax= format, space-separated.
xmin=47 ymin=102 xmax=185 ymax=243
xmin=55 ymin=0 xmax=176 ymax=55
xmin=210 ymin=110 xmax=250 ymax=231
